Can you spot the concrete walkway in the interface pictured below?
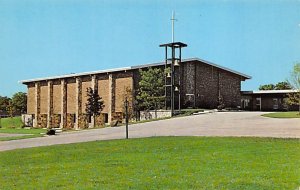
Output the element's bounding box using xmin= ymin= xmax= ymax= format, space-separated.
xmin=0 ymin=112 xmax=299 ymax=152
xmin=0 ymin=133 xmax=31 ymax=138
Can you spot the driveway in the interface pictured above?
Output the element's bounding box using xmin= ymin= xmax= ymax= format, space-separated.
xmin=0 ymin=112 xmax=299 ymax=151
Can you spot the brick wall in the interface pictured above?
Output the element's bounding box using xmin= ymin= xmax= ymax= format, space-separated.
xmin=67 ymin=79 xmax=76 ymax=114
xmin=180 ymin=61 xmax=242 ymax=109
xmin=98 ymin=78 xmax=109 ymax=113
xmin=81 ymin=77 xmax=91 ymax=113
xmin=219 ymin=71 xmax=241 ymax=108
xmin=40 ymin=82 xmax=48 ymax=114
xmin=115 ymin=76 xmax=133 ymax=112
xmin=53 ymin=81 xmax=61 ymax=114
xmin=195 ymin=62 xmax=219 ymax=108
xmin=27 ymin=84 xmax=35 ymax=114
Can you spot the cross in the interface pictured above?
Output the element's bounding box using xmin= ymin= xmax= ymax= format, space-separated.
xmin=171 ymin=11 xmax=177 ymax=43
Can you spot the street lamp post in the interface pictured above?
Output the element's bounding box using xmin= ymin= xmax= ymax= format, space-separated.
xmin=124 ymin=98 xmax=129 ymax=139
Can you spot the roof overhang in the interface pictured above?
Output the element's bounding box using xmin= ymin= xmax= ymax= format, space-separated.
xmin=242 ymin=90 xmax=298 ymax=95
xmin=159 ymin=42 xmax=188 ymax=48
xmin=20 ymin=57 xmax=251 ymax=84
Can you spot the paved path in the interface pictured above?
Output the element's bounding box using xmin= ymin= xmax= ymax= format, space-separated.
xmin=0 ymin=133 xmax=30 ymax=138
xmin=0 ymin=112 xmax=299 ymax=151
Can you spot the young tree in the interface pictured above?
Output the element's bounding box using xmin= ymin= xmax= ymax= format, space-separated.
xmin=12 ymin=92 xmax=27 ymax=114
xmin=136 ymin=68 xmax=165 ymax=110
xmin=287 ymin=63 xmax=300 ymax=113
xmin=85 ymin=87 xmax=104 ymax=127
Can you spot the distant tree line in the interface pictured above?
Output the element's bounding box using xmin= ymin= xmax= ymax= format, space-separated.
xmin=259 ymin=64 xmax=300 ymax=113
xmin=259 ymin=81 xmax=291 ymax=90
xmin=0 ymin=92 xmax=27 ymax=117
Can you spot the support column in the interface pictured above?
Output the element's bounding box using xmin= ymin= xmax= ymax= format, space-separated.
xmin=34 ymin=82 xmax=40 ymax=128
xmin=47 ymin=81 xmax=53 ymax=128
xmin=75 ymin=78 xmax=82 ymax=130
xmin=91 ymin=75 xmax=97 ymax=91
xmin=60 ymin=79 xmax=67 ymax=129
xmin=108 ymin=74 xmax=115 ymax=123
xmin=90 ymin=75 xmax=97 ymax=127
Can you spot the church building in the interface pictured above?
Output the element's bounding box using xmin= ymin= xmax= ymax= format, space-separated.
xmin=21 ymin=43 xmax=251 ymax=129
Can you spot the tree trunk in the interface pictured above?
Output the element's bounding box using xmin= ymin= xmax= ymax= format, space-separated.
xmin=93 ymin=114 xmax=96 ymax=128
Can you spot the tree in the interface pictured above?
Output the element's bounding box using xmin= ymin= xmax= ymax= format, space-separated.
xmin=85 ymin=87 xmax=104 ymax=127
xmin=136 ymin=68 xmax=165 ymax=110
xmin=286 ymin=63 xmax=300 ymax=113
xmin=259 ymin=84 xmax=275 ymax=90
xmin=259 ymin=82 xmax=292 ymax=90
xmin=11 ymin=92 xmax=27 ymax=114
xmin=6 ymin=100 xmax=14 ymax=118
xmin=0 ymin=96 xmax=10 ymax=112
xmin=275 ymin=82 xmax=292 ymax=90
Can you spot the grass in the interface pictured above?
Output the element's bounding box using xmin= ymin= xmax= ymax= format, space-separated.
xmin=179 ymin=108 xmax=204 ymax=116
xmin=262 ymin=111 xmax=300 ymax=118
xmin=0 ymin=117 xmax=46 ymax=141
xmin=0 ymin=116 xmax=24 ymax=128
xmin=0 ymin=137 xmax=299 ymax=189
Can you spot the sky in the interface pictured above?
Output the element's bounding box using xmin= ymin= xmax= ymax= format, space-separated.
xmin=1 ymin=0 xmax=300 ymax=97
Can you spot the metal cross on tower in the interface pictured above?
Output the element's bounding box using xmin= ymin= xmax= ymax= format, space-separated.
xmin=171 ymin=11 xmax=177 ymax=43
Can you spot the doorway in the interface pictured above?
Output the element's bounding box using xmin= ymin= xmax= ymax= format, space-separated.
xmin=256 ymin=97 xmax=261 ymax=111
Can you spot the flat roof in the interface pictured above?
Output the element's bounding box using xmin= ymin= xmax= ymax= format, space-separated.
xmin=20 ymin=57 xmax=251 ymax=84
xmin=242 ymin=90 xmax=298 ymax=95
xmin=159 ymin=42 xmax=188 ymax=47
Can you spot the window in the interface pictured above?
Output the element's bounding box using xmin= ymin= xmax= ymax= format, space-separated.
xmin=256 ymin=98 xmax=261 ymax=111
xmin=273 ymin=98 xmax=278 ymax=110
xmin=256 ymin=98 xmax=261 ymax=105
xmin=242 ymin=99 xmax=249 ymax=107
xmin=88 ymin=114 xmax=92 ymax=123
xmin=104 ymin=113 xmax=108 ymax=123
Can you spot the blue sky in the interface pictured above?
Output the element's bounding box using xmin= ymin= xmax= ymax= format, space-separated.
xmin=1 ymin=0 xmax=300 ymax=97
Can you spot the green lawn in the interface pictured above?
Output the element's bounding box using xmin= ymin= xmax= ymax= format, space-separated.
xmin=0 ymin=137 xmax=299 ymax=189
xmin=0 ymin=116 xmax=24 ymax=128
xmin=262 ymin=111 xmax=300 ymax=118
xmin=0 ymin=117 xmax=46 ymax=141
